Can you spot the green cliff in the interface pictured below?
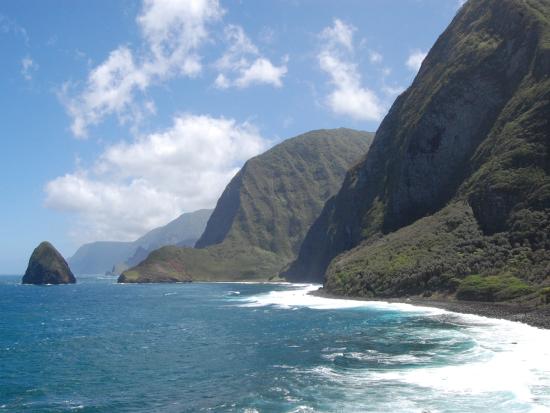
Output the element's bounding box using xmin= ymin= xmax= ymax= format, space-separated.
xmin=286 ymin=0 xmax=550 ymax=304
xmin=119 ymin=128 xmax=373 ymax=283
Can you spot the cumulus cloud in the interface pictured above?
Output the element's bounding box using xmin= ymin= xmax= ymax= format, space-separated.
xmin=318 ymin=19 xmax=385 ymax=122
xmin=61 ymin=0 xmax=223 ymax=138
xmin=406 ymin=49 xmax=427 ymax=72
xmin=214 ymin=24 xmax=287 ymax=89
xmin=45 ymin=114 xmax=268 ymax=243
xmin=21 ymin=56 xmax=38 ymax=81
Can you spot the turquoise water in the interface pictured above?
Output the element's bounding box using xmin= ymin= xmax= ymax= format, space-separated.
xmin=1 ymin=275 xmax=549 ymax=412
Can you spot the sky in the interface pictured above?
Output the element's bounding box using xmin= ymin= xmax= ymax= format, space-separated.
xmin=0 ymin=0 xmax=465 ymax=274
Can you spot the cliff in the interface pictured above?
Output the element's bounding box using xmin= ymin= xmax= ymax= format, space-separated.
xmin=120 ymin=128 xmax=373 ymax=282
xmin=286 ymin=0 xmax=550 ymax=305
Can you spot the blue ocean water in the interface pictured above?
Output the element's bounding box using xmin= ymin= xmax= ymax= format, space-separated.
xmin=1 ymin=275 xmax=549 ymax=413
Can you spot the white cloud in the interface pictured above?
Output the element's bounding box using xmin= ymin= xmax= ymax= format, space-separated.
xmin=45 ymin=114 xmax=269 ymax=243
xmin=406 ymin=49 xmax=427 ymax=72
xmin=214 ymin=24 xmax=287 ymax=89
xmin=61 ymin=0 xmax=223 ymax=138
xmin=368 ymin=50 xmax=383 ymax=64
xmin=214 ymin=73 xmax=230 ymax=88
xmin=234 ymin=57 xmax=287 ymax=88
xmin=318 ymin=19 xmax=385 ymax=122
xmin=21 ymin=56 xmax=38 ymax=81
xmin=321 ymin=19 xmax=354 ymax=52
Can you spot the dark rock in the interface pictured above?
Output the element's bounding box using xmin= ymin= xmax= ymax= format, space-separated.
xmin=22 ymin=242 xmax=76 ymax=285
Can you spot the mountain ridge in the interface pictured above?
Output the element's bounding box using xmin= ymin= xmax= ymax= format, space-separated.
xmin=69 ymin=209 xmax=212 ymax=274
xmin=120 ymin=128 xmax=374 ymax=282
xmin=285 ymin=0 xmax=550 ymax=305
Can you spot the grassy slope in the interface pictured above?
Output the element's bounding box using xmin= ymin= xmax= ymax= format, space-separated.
xmin=291 ymin=0 xmax=550 ymax=303
xmin=119 ymin=243 xmax=282 ymax=282
xmin=121 ymin=129 xmax=373 ymax=282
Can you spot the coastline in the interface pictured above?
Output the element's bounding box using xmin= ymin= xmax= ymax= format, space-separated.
xmin=310 ymin=288 xmax=550 ymax=330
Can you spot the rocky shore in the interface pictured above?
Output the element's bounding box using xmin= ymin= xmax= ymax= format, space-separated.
xmin=311 ymin=288 xmax=550 ymax=330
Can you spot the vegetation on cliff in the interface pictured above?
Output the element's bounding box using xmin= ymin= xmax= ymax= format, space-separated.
xmin=287 ymin=0 xmax=550 ymax=304
xmin=120 ymin=129 xmax=373 ymax=282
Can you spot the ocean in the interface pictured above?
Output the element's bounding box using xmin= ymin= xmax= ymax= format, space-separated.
xmin=0 ymin=275 xmax=549 ymax=412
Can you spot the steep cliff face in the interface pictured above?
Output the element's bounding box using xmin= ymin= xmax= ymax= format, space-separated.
xmin=196 ymin=128 xmax=373 ymax=260
xmin=287 ymin=0 xmax=550 ymax=298
xmin=120 ymin=129 xmax=373 ymax=282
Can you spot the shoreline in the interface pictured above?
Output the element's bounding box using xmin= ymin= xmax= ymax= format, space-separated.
xmin=310 ymin=288 xmax=550 ymax=330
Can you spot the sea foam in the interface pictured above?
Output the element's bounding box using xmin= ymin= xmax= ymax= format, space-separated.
xmin=238 ymin=283 xmax=445 ymax=314
xmin=235 ymin=284 xmax=550 ymax=412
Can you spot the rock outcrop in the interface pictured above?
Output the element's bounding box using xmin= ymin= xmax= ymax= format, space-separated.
xmin=22 ymin=242 xmax=76 ymax=285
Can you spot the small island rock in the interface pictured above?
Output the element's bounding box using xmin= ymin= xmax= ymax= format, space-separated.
xmin=22 ymin=241 xmax=76 ymax=285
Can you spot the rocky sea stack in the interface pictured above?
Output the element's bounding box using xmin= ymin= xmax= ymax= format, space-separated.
xmin=22 ymin=242 xmax=76 ymax=285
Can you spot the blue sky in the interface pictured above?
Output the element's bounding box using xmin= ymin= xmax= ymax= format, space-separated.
xmin=0 ymin=0 xmax=463 ymax=274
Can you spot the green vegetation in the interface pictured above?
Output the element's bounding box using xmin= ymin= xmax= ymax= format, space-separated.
xmin=120 ymin=129 xmax=373 ymax=283
xmin=290 ymin=0 xmax=550 ymax=306
xmin=456 ymin=275 xmax=534 ymax=302
xmin=540 ymin=287 xmax=550 ymax=304
xmin=121 ymin=0 xmax=550 ymax=301
xmin=119 ymin=243 xmax=283 ymax=283
xmin=325 ymin=202 xmax=550 ymax=298
xmin=196 ymin=128 xmax=373 ymax=258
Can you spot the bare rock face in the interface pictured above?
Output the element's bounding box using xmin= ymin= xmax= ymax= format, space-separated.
xmin=22 ymin=242 xmax=76 ymax=285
